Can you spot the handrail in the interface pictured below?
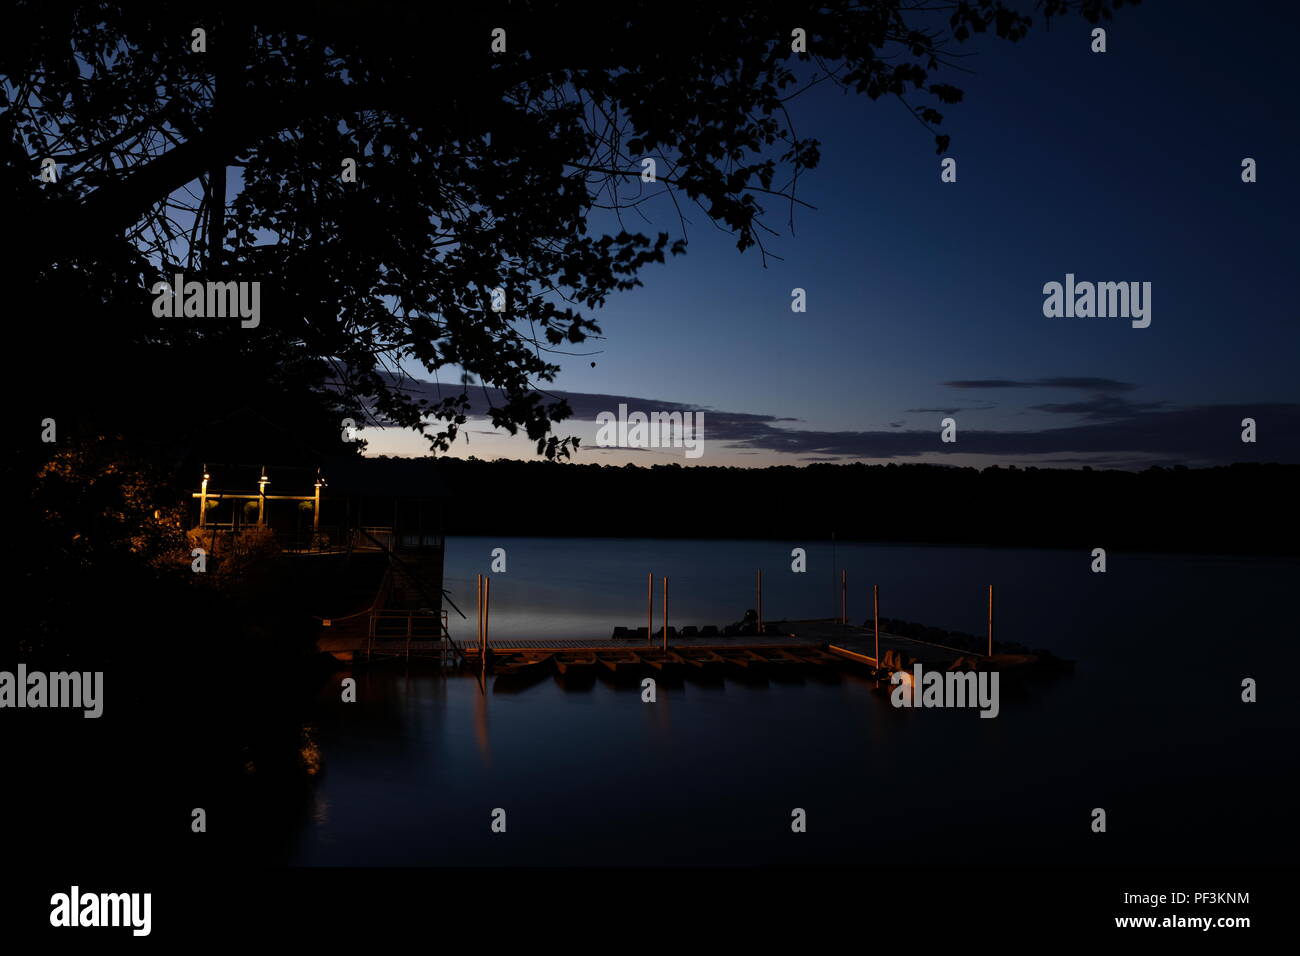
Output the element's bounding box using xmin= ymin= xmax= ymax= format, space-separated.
xmin=198 ymin=525 xmax=358 ymax=554
xmin=363 ymin=606 xmax=459 ymax=665
xmin=356 ymin=527 xmax=464 ymax=618
xmin=307 ymin=529 xmax=461 ymax=666
xmin=310 ymin=565 xmax=393 ymax=624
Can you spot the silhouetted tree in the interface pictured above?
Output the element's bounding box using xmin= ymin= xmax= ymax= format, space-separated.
xmin=5 ymin=0 xmax=1138 ymax=459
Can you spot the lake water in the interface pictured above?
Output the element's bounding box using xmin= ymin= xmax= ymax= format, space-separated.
xmin=277 ymin=537 xmax=1299 ymax=866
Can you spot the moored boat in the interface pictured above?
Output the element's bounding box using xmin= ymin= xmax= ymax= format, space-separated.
xmin=677 ymin=649 xmax=728 ymax=672
xmin=596 ymin=650 xmax=645 ymax=677
xmin=554 ymin=651 xmax=599 ymax=675
xmin=641 ymin=650 xmax=686 ymax=678
xmin=715 ymin=650 xmax=753 ymax=670
xmin=493 ymin=653 xmax=554 ymax=676
xmin=666 ymin=650 xmax=700 ymax=670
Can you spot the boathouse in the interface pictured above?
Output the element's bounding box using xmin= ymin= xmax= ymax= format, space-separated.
xmin=184 ymin=407 xmax=450 ymax=618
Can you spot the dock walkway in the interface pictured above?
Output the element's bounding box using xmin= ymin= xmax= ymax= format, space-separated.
xmin=316 ymin=617 xmax=989 ymax=670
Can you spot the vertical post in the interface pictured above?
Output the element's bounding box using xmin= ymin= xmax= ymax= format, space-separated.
xmin=313 ymin=475 xmax=322 ymax=531
xmin=477 ymin=573 xmax=487 ymax=683
xmin=756 ymin=569 xmax=763 ymax=636
xmin=841 ymin=569 xmax=847 ymax=625
xmin=831 ymin=531 xmax=836 ymax=621
xmin=647 ymin=571 xmax=653 ymax=645
xmin=199 ymin=467 xmax=209 ymax=529
xmin=257 ymin=466 xmax=268 ymax=527
xmin=662 ymin=576 xmax=669 ymax=654
xmin=484 ymin=576 xmax=491 ymax=665
xmin=873 ymin=584 xmax=879 ymax=667
xmin=477 ymin=574 xmax=483 ymax=657
xmin=987 ymin=584 xmax=993 ymax=658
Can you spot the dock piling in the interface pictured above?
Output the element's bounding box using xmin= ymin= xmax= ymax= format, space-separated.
xmin=987 ymin=584 xmax=993 ymax=657
xmin=873 ymin=584 xmax=879 ymax=667
xmin=662 ymin=576 xmax=669 ymax=654
xmin=841 ymin=569 xmax=847 ymax=625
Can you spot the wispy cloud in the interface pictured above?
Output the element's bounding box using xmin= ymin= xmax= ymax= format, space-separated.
xmin=1028 ymin=395 xmax=1169 ymax=421
xmin=375 ymin=375 xmax=1297 ymax=468
xmin=946 ymin=377 xmax=1137 ymax=393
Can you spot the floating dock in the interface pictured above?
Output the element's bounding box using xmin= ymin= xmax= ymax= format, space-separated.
xmin=316 ymin=571 xmax=1070 ymax=678
xmin=317 ymin=618 xmax=1070 ymax=677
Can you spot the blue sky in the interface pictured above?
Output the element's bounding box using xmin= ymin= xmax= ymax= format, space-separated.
xmin=361 ymin=1 xmax=1300 ymax=467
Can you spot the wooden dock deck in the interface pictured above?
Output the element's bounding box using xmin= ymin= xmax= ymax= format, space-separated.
xmin=313 ymin=567 xmax=1070 ymax=677
xmin=315 ymin=617 xmax=1008 ymax=673
xmin=781 ymin=619 xmax=989 ymax=668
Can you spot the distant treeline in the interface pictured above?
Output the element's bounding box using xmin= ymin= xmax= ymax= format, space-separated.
xmin=350 ymin=458 xmax=1300 ymax=556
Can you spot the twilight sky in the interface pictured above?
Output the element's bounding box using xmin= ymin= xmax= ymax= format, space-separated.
xmin=367 ymin=0 xmax=1299 ymax=468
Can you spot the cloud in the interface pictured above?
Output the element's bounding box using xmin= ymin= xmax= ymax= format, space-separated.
xmin=712 ymin=403 xmax=1298 ymax=465
xmin=1028 ymin=395 xmax=1169 ymax=421
xmin=946 ymin=376 xmax=1164 ymax=423
xmin=946 ymin=377 xmax=1136 ymax=393
xmin=386 ymin=377 xmax=792 ymax=443
xmin=373 ymin=374 xmax=1298 ymax=467
xmin=944 ymin=379 xmax=1031 ymax=389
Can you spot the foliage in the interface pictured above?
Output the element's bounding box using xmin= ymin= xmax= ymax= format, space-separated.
xmin=33 ymin=436 xmax=192 ymax=570
xmin=4 ymin=0 xmax=1136 ymax=458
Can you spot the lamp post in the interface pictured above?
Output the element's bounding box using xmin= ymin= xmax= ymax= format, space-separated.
xmin=199 ymin=465 xmax=209 ymax=529
xmin=257 ymin=466 xmax=269 ymax=526
xmin=313 ymin=470 xmax=325 ymax=531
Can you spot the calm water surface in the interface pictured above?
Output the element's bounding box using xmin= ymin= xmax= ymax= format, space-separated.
xmin=280 ymin=537 xmax=1299 ymax=866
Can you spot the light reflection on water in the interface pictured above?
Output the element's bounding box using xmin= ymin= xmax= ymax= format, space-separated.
xmin=275 ymin=538 xmax=1298 ymax=867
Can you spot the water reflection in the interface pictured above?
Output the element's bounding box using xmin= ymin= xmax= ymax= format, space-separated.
xmin=473 ymin=678 xmax=491 ymax=768
xmin=299 ymin=725 xmax=322 ymax=777
xmin=256 ymin=539 xmax=1299 ymax=868
xmin=309 ymin=793 xmax=329 ymax=826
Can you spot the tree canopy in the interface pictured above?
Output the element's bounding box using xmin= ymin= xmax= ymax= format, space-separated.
xmin=5 ymin=0 xmax=1136 ymax=460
